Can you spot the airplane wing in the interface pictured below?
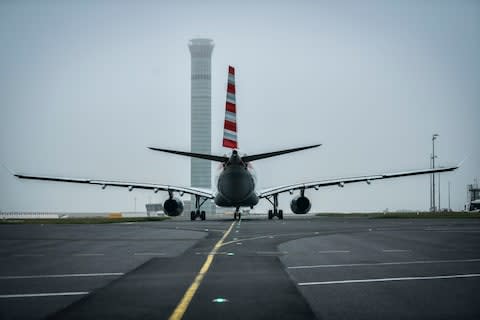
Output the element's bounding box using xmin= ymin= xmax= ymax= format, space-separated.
xmin=259 ymin=165 xmax=459 ymax=198
xmin=14 ymin=172 xmax=214 ymax=199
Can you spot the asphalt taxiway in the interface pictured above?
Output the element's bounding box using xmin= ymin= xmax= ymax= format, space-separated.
xmin=1 ymin=215 xmax=480 ymax=319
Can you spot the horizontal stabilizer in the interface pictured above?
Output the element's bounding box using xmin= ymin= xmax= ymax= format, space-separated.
xmin=242 ymin=144 xmax=321 ymax=162
xmin=148 ymin=147 xmax=228 ymax=162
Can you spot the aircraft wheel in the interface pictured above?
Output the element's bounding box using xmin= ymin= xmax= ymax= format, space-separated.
xmin=268 ymin=210 xmax=273 ymax=220
xmin=190 ymin=211 xmax=195 ymax=221
xmin=201 ymin=211 xmax=206 ymax=221
xmin=234 ymin=211 xmax=237 ymax=220
xmin=238 ymin=212 xmax=242 ymax=220
xmin=279 ymin=209 xmax=284 ymax=220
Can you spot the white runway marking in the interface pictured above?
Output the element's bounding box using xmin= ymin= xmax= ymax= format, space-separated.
xmin=382 ymin=249 xmax=410 ymax=252
xmin=318 ymin=250 xmax=350 ymax=254
xmin=298 ymin=273 xmax=480 ymax=286
xmin=288 ymin=258 xmax=480 ymax=269
xmin=424 ymin=227 xmax=480 ymax=231
xmin=0 ymin=272 xmax=124 ymax=279
xmin=255 ymin=251 xmax=288 ymax=255
xmin=0 ymin=292 xmax=89 ymax=298
xmin=427 ymin=230 xmax=480 ymax=233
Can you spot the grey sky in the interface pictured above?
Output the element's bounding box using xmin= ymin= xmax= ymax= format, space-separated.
xmin=1 ymin=0 xmax=479 ymax=213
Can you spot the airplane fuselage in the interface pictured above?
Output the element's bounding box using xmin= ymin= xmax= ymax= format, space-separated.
xmin=214 ymin=150 xmax=259 ymax=208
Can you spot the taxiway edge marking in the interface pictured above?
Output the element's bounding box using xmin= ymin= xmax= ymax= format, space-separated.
xmin=0 ymin=272 xmax=124 ymax=280
xmin=288 ymin=258 xmax=480 ymax=269
xmin=168 ymin=220 xmax=236 ymax=320
xmin=298 ymin=273 xmax=480 ymax=286
xmin=0 ymin=292 xmax=89 ymax=298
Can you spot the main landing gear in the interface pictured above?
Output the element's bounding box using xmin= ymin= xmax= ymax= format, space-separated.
xmin=190 ymin=210 xmax=206 ymax=221
xmin=266 ymin=194 xmax=283 ymax=220
xmin=233 ymin=207 xmax=241 ymax=220
xmin=190 ymin=195 xmax=208 ymax=221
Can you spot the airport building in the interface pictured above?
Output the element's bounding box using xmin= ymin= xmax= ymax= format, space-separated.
xmin=189 ymin=38 xmax=215 ymax=213
xmin=467 ymin=182 xmax=480 ymax=211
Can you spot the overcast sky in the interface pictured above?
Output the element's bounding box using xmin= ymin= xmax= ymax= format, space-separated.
xmin=1 ymin=0 xmax=479 ymax=213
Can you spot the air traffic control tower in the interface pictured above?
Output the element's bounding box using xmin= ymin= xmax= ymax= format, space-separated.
xmin=189 ymin=38 xmax=215 ymax=213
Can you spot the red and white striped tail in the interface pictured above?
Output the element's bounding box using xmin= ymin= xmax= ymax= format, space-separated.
xmin=223 ymin=65 xmax=238 ymax=149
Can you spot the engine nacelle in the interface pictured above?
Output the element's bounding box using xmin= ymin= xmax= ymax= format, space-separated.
xmin=163 ymin=197 xmax=184 ymax=217
xmin=290 ymin=195 xmax=311 ymax=214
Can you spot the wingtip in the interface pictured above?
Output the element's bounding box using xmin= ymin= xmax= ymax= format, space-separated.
xmin=458 ymin=156 xmax=469 ymax=167
xmin=0 ymin=161 xmax=15 ymax=176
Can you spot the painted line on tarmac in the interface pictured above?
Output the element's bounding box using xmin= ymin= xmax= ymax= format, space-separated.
xmin=318 ymin=250 xmax=350 ymax=254
xmin=288 ymin=258 xmax=480 ymax=269
xmin=298 ymin=273 xmax=480 ymax=286
xmin=424 ymin=227 xmax=480 ymax=232
xmin=133 ymin=252 xmax=166 ymax=256
xmin=425 ymin=230 xmax=480 ymax=233
xmin=382 ymin=249 xmax=410 ymax=253
xmin=168 ymin=220 xmax=236 ymax=320
xmin=221 ymin=231 xmax=320 ymax=247
xmin=0 ymin=272 xmax=124 ymax=280
xmin=0 ymin=292 xmax=89 ymax=298
xmin=72 ymin=253 xmax=105 ymax=256
xmin=256 ymin=251 xmax=288 ymax=256
xmin=221 ymin=235 xmax=271 ymax=246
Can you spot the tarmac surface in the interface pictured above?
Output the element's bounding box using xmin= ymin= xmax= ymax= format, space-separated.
xmin=1 ymin=215 xmax=480 ymax=319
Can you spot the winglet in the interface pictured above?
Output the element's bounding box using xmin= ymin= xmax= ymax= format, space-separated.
xmin=458 ymin=155 xmax=469 ymax=167
xmin=223 ymin=65 xmax=238 ymax=149
xmin=0 ymin=162 xmax=15 ymax=176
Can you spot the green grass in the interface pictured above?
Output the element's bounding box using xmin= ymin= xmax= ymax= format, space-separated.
xmin=316 ymin=212 xmax=480 ymax=219
xmin=0 ymin=217 xmax=170 ymax=224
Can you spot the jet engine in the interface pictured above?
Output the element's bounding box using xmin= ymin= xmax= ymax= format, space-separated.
xmin=290 ymin=195 xmax=311 ymax=214
xmin=163 ymin=197 xmax=184 ymax=217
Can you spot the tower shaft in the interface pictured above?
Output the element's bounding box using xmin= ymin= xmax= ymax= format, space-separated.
xmin=189 ymin=39 xmax=214 ymax=212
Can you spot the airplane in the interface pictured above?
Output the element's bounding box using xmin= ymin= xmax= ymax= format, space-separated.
xmin=13 ymin=66 xmax=458 ymax=221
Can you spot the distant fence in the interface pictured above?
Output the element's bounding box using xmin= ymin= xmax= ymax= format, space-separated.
xmin=0 ymin=212 xmax=164 ymax=219
xmin=0 ymin=212 xmax=63 ymax=219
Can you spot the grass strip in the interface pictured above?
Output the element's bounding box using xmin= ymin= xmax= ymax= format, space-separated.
xmin=316 ymin=212 xmax=480 ymax=219
xmin=0 ymin=217 xmax=170 ymax=224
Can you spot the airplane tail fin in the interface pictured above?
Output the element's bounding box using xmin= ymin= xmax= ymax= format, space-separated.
xmin=223 ymin=65 xmax=238 ymax=149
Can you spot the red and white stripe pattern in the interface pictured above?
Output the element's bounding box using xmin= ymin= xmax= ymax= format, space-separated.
xmin=223 ymin=65 xmax=238 ymax=149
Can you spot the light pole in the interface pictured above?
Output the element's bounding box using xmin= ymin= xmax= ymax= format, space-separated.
xmin=448 ymin=181 xmax=451 ymax=212
xmin=438 ymin=174 xmax=441 ymax=211
xmin=430 ymin=153 xmax=433 ymax=211
xmin=431 ymin=134 xmax=439 ymax=212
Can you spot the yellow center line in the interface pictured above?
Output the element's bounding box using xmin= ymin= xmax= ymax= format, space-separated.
xmin=168 ymin=220 xmax=236 ymax=320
